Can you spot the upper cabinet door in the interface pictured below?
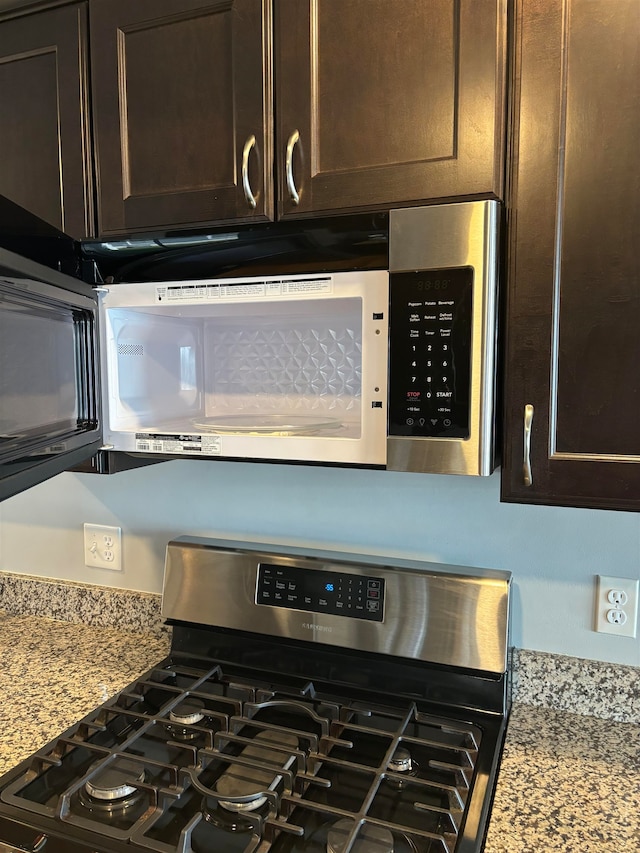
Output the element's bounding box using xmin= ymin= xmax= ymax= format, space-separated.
xmin=275 ymin=0 xmax=507 ymax=218
xmin=0 ymin=3 xmax=94 ymax=240
xmin=90 ymin=0 xmax=273 ymax=237
xmin=502 ymin=0 xmax=640 ymax=511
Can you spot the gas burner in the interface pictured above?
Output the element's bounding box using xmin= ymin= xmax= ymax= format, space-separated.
xmin=201 ymin=729 xmax=299 ymax=832
xmin=165 ymin=697 xmax=207 ymax=741
xmin=201 ymin=793 xmax=268 ymax=834
xmin=386 ymin=747 xmax=419 ymax=789
xmin=79 ymin=758 xmax=146 ymax=814
xmin=169 ymin=698 xmax=206 ymax=726
xmin=327 ymin=819 xmax=395 ymax=853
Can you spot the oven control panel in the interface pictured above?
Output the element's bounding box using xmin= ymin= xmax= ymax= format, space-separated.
xmin=256 ymin=563 xmax=385 ymax=622
xmin=389 ymin=266 xmax=473 ymax=438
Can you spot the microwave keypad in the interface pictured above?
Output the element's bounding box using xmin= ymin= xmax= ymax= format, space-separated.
xmin=389 ymin=267 xmax=473 ymax=438
xmin=256 ymin=564 xmax=385 ymax=622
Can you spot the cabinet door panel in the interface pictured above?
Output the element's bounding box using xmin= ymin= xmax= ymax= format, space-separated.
xmin=276 ymin=0 xmax=506 ymax=217
xmin=0 ymin=4 xmax=93 ymax=239
xmin=91 ymin=0 xmax=272 ymax=236
xmin=502 ymin=0 xmax=640 ymax=510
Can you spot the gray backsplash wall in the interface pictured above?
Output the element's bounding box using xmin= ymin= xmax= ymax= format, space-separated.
xmin=0 ymin=460 xmax=639 ymax=666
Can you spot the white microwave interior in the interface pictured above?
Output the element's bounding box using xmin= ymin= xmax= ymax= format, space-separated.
xmin=104 ymin=297 xmax=364 ymax=439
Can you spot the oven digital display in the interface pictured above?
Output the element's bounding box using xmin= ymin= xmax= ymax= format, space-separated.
xmin=256 ymin=564 xmax=384 ymax=622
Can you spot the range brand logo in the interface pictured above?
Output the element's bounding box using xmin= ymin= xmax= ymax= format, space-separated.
xmin=301 ymin=622 xmax=333 ymax=633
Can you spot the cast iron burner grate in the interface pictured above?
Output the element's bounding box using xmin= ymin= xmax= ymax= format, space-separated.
xmin=1 ymin=661 xmax=481 ymax=853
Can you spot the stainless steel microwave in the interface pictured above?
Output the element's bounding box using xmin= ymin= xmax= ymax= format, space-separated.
xmin=0 ymin=198 xmax=499 ymax=502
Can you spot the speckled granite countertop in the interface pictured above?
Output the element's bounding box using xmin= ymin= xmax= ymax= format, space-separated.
xmin=0 ymin=612 xmax=169 ymax=776
xmin=483 ymin=704 xmax=640 ymax=853
xmin=0 ymin=608 xmax=638 ymax=852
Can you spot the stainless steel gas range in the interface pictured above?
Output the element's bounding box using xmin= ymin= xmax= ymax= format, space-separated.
xmin=0 ymin=537 xmax=511 ymax=853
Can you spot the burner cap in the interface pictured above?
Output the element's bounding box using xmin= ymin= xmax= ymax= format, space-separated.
xmin=327 ymin=819 xmax=394 ymax=853
xmin=216 ymin=730 xmax=298 ymax=813
xmin=85 ymin=758 xmax=145 ymax=802
xmin=169 ymin=697 xmax=206 ymax=726
xmin=388 ymin=746 xmax=413 ymax=773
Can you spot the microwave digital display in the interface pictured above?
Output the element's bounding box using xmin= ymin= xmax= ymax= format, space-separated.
xmin=388 ymin=267 xmax=473 ymax=439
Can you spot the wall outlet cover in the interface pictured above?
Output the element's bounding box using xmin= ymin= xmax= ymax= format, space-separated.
xmin=84 ymin=523 xmax=122 ymax=571
xmin=595 ymin=575 xmax=638 ymax=638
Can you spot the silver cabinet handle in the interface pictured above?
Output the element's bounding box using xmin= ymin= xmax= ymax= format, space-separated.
xmin=523 ymin=404 xmax=534 ymax=487
xmin=285 ymin=129 xmax=300 ymax=205
xmin=241 ymin=134 xmax=257 ymax=209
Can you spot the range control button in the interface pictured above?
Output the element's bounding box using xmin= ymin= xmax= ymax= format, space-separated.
xmin=368 ymin=580 xmax=381 ymax=591
xmin=367 ymin=600 xmax=380 ymax=612
xmin=367 ymin=588 xmax=380 ymax=599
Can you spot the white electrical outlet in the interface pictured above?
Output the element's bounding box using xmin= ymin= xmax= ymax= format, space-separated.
xmin=595 ymin=575 xmax=638 ymax=638
xmin=84 ymin=524 xmax=122 ymax=571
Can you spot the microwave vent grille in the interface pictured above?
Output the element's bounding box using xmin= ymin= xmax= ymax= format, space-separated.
xmin=118 ymin=343 xmax=144 ymax=356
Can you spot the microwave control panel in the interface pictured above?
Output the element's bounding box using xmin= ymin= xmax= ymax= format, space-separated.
xmin=388 ymin=267 xmax=473 ymax=438
xmin=256 ymin=563 xmax=385 ymax=622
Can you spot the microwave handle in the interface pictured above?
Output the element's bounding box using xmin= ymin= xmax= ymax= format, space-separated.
xmin=523 ymin=404 xmax=534 ymax=487
xmin=241 ymin=135 xmax=257 ymax=209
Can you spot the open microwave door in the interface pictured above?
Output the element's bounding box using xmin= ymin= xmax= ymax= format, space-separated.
xmin=0 ymin=228 xmax=101 ymax=502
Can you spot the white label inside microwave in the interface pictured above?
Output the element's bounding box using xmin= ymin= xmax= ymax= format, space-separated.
xmin=135 ymin=433 xmax=221 ymax=455
xmin=155 ymin=277 xmax=333 ymax=303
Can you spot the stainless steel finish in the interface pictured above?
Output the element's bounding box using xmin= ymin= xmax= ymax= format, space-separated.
xmin=388 ymin=747 xmax=413 ymax=772
xmin=285 ymin=130 xmax=301 ymax=204
xmin=85 ymin=778 xmax=138 ymax=802
xmin=162 ymin=536 xmax=511 ymax=675
xmin=169 ymin=698 xmax=205 ymax=725
xmin=388 ymin=200 xmax=500 ymax=476
xmin=241 ymin=134 xmax=257 ymax=209
xmin=523 ymin=403 xmax=534 ymax=486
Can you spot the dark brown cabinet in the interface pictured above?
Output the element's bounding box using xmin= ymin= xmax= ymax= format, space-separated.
xmin=90 ymin=0 xmax=507 ymax=237
xmin=501 ymin=0 xmax=640 ymax=511
xmin=275 ymin=0 xmax=508 ymax=219
xmin=90 ymin=0 xmax=273 ymax=237
xmin=0 ymin=3 xmax=94 ymax=240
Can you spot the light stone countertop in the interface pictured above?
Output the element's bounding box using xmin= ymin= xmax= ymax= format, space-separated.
xmin=0 ymin=611 xmax=639 ymax=852
xmin=0 ymin=612 xmax=169 ymax=776
xmin=483 ymin=704 xmax=640 ymax=853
